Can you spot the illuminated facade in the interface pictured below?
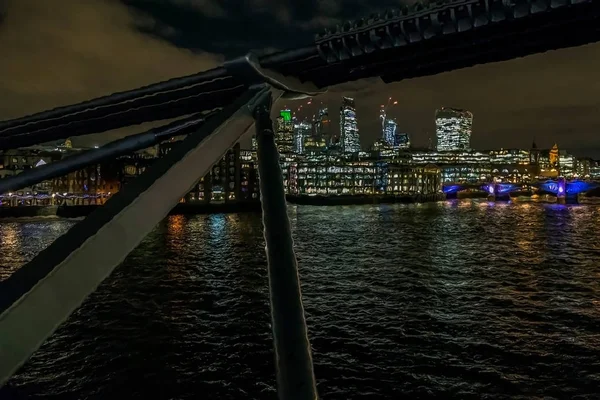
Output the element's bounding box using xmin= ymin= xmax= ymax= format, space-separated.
xmin=339 ymin=97 xmax=361 ymax=153
xmin=394 ymin=131 xmax=410 ymax=149
xmin=383 ymin=118 xmax=397 ymax=147
xmin=489 ymin=149 xmax=530 ymax=165
xmin=304 ymin=136 xmax=327 ymax=155
xmin=192 ymin=144 xmax=241 ymax=203
xmin=387 ymin=164 xmax=441 ymax=195
xmin=288 ymin=157 xmax=441 ymax=196
xmin=441 ymin=165 xmax=491 ymax=183
xmin=275 ymin=109 xmax=294 ymax=154
xmin=293 ymin=120 xmax=312 ymax=154
xmin=559 ymin=150 xmax=576 ymax=177
xmin=370 ymin=140 xmax=397 ymax=159
xmin=435 ymin=108 xmax=473 ymax=151
xmin=410 ymin=150 xmax=490 ymax=165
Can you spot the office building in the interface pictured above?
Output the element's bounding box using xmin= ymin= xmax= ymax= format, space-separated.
xmin=340 ymin=97 xmax=361 ymax=153
xmin=435 ymin=107 xmax=473 ymax=151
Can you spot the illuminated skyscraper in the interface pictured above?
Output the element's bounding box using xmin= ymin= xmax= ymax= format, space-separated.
xmin=435 ymin=108 xmax=473 ymax=151
xmin=275 ymin=109 xmax=294 ymax=153
xmin=293 ymin=120 xmax=311 ymax=154
xmin=383 ymin=118 xmax=397 ymax=146
xmin=394 ymin=131 xmax=410 ymax=149
xmin=340 ymin=97 xmax=360 ymax=153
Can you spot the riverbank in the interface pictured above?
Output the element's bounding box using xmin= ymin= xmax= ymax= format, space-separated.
xmin=0 ymin=193 xmax=449 ymax=219
xmin=0 ymin=202 xmax=263 ymax=219
xmin=286 ymin=193 xmax=446 ymax=205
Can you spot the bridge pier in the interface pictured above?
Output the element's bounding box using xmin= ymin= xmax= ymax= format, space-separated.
xmin=556 ymin=176 xmax=569 ymax=204
xmin=487 ymin=184 xmax=511 ymax=202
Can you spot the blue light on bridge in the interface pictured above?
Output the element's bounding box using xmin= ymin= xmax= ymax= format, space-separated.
xmin=487 ymin=184 xmax=494 ymax=195
xmin=442 ymin=185 xmax=462 ymax=194
xmin=538 ymin=179 xmax=597 ymax=195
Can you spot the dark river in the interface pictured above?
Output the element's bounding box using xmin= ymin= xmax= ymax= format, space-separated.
xmin=2 ymin=200 xmax=600 ymax=399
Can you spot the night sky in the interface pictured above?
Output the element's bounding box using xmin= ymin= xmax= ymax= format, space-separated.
xmin=1 ymin=0 xmax=599 ymax=156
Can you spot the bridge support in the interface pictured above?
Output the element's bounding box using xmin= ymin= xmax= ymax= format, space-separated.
xmin=487 ymin=184 xmax=511 ymax=202
xmin=254 ymin=91 xmax=318 ymax=400
xmin=557 ymin=176 xmax=569 ymax=204
xmin=0 ymin=88 xmax=265 ymax=386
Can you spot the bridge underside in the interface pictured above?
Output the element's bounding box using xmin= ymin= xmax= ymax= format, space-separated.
xmin=0 ymin=0 xmax=597 ymax=149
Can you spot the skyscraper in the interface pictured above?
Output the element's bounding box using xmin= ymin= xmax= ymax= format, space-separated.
xmin=394 ymin=131 xmax=410 ymax=149
xmin=313 ymin=107 xmax=332 ymax=146
xmin=275 ymin=109 xmax=294 ymax=154
xmin=340 ymin=97 xmax=360 ymax=153
xmin=435 ymin=108 xmax=473 ymax=152
xmin=383 ymin=118 xmax=397 ymax=147
xmin=293 ymin=120 xmax=311 ymax=154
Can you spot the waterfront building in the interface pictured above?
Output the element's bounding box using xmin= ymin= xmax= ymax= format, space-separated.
xmin=590 ymin=160 xmax=600 ymax=179
xmin=339 ymin=97 xmax=361 ymax=153
xmin=410 ymin=150 xmax=490 ymax=165
xmin=441 ymin=164 xmax=491 ymax=183
xmin=288 ymin=156 xmax=441 ymax=196
xmin=576 ymin=157 xmax=592 ymax=178
xmin=193 ymin=144 xmax=241 ymax=203
xmin=490 ymin=165 xmax=531 ymax=183
xmin=387 ymin=164 xmax=441 ymax=195
xmin=559 ymin=150 xmax=576 ymax=177
xmin=52 ymin=162 xmax=121 ymax=205
xmin=239 ymin=149 xmax=260 ymax=201
xmin=489 ymin=149 xmax=530 ymax=165
xmin=435 ymin=108 xmax=473 ymax=152
xmin=0 ymin=145 xmax=119 ymax=206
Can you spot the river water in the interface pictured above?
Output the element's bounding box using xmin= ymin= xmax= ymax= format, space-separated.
xmin=2 ymin=200 xmax=600 ymax=399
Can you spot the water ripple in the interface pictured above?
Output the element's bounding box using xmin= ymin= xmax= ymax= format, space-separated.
xmin=2 ymin=200 xmax=600 ymax=399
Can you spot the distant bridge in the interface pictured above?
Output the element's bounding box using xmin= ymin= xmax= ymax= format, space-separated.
xmin=443 ymin=179 xmax=600 ymax=202
xmin=1 ymin=0 xmax=599 ymax=397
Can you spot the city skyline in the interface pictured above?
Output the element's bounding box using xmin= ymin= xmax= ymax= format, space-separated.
xmin=281 ymin=99 xmax=579 ymax=155
xmin=1 ymin=0 xmax=600 ymax=156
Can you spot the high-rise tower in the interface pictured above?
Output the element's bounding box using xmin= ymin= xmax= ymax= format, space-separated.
xmin=313 ymin=107 xmax=332 ymax=145
xmin=339 ymin=97 xmax=360 ymax=153
xmin=275 ymin=109 xmax=294 ymax=154
xmin=435 ymin=107 xmax=473 ymax=151
xmin=293 ymin=120 xmax=311 ymax=154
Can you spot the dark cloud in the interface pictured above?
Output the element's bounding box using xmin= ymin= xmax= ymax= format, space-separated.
xmin=0 ymin=0 xmax=223 ymax=143
xmin=0 ymin=0 xmax=599 ymax=156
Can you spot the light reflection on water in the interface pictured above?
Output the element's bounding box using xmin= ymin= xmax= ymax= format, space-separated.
xmin=1 ymin=200 xmax=600 ymax=399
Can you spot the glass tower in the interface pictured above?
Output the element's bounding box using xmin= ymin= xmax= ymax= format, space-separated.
xmin=339 ymin=97 xmax=360 ymax=153
xmin=435 ymin=108 xmax=473 ymax=152
xmin=293 ymin=120 xmax=312 ymax=154
xmin=275 ymin=109 xmax=294 ymax=154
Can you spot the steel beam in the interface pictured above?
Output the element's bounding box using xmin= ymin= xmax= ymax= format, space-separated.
xmin=0 ymin=87 xmax=266 ymax=386
xmin=254 ymin=93 xmax=318 ymax=400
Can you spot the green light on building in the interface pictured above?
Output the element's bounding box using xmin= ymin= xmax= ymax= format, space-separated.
xmin=280 ymin=110 xmax=292 ymax=121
